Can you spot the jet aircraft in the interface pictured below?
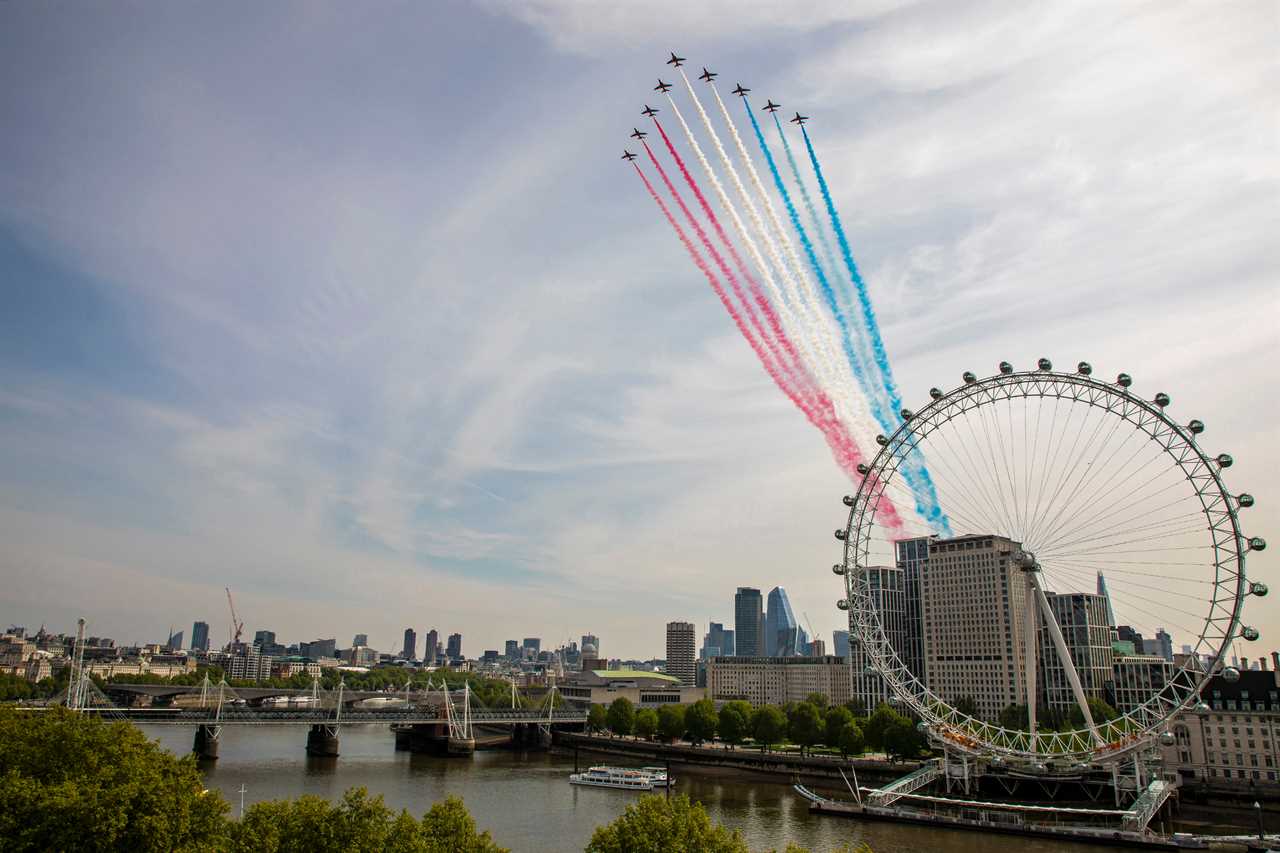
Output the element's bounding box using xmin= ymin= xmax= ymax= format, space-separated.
xmin=790 ymin=112 xmax=809 ymax=125
xmin=630 ymin=128 xmax=648 ymax=140
xmin=761 ymin=99 xmax=781 ymax=113
xmin=654 ymin=79 xmax=673 ymax=94
xmin=641 ymin=105 xmax=659 ymax=117
xmin=621 ymin=150 xmax=637 ymax=162
xmin=731 ymin=84 xmax=750 ymax=97
xmin=666 ymin=52 xmax=686 ymax=67
xmin=698 ymin=67 xmax=717 ymax=82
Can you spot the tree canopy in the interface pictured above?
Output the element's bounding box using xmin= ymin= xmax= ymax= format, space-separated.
xmin=584 ymin=794 xmax=749 ymax=853
xmin=606 ymin=697 xmax=636 ymax=737
xmin=751 ymin=705 xmax=787 ymax=752
xmin=684 ymin=698 xmax=718 ymax=744
xmin=716 ymin=701 xmax=753 ymax=750
xmin=587 ymin=704 xmax=608 ymax=733
xmin=634 ymin=708 xmax=658 ymax=741
xmin=657 ymin=703 xmax=686 ymax=743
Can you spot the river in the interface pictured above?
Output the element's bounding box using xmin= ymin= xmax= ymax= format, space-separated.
xmin=141 ymin=724 xmax=1261 ymax=852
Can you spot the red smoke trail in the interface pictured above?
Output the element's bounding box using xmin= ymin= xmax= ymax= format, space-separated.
xmin=633 ymin=161 xmax=902 ymax=530
xmin=650 ymin=118 xmax=807 ymax=388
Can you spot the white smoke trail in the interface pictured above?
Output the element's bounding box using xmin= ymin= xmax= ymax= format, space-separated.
xmin=677 ymin=72 xmax=879 ymax=452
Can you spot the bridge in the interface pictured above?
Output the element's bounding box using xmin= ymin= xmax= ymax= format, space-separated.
xmin=56 ymin=672 xmax=586 ymax=761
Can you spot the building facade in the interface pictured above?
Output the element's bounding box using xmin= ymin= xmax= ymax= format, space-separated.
xmin=765 ymin=587 xmax=799 ymax=657
xmin=446 ymin=633 xmax=463 ymax=661
xmin=402 ymin=628 xmax=417 ymax=660
xmin=894 ymin=536 xmax=930 ymax=681
xmin=707 ymin=655 xmax=852 ymax=707
xmin=849 ymin=565 xmax=909 ymax=712
xmin=734 ymin=588 xmax=764 ymax=657
xmin=190 ymin=621 xmax=210 ymax=652
xmin=666 ymin=622 xmax=696 ymax=685
xmin=1110 ymin=653 xmax=1175 ymax=713
xmin=918 ymin=534 xmax=1027 ymax=721
xmin=1159 ymin=669 xmax=1280 ymax=788
xmin=424 ymin=629 xmax=439 ymax=665
xmin=1038 ymin=592 xmax=1114 ymax=713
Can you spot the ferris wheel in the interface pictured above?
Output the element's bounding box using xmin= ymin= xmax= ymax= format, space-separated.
xmin=836 ymin=360 xmax=1267 ymax=766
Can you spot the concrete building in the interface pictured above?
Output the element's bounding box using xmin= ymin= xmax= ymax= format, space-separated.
xmin=226 ymin=646 xmax=272 ymax=681
xmin=1039 ymin=592 xmax=1114 ymax=713
xmin=559 ymin=669 xmax=703 ymax=709
xmin=300 ymin=638 xmax=336 ymax=659
xmin=504 ymin=639 xmax=519 ymax=659
xmin=1159 ymin=668 xmax=1280 ymax=787
xmin=665 ymin=621 xmax=696 ymax=685
xmin=1110 ymin=653 xmax=1175 ymax=713
xmin=580 ymin=641 xmax=602 ymax=673
xmin=833 ymin=630 xmax=850 ymax=658
xmin=734 ymin=587 xmax=764 ymax=657
xmin=707 ymin=655 xmax=852 ymax=707
xmin=918 ymin=534 xmax=1028 ymax=721
xmin=809 ymin=639 xmax=827 ymax=657
xmin=254 ymin=630 xmax=276 ymax=648
xmin=424 ymin=629 xmax=439 ymax=665
xmin=702 ymin=622 xmax=729 ymax=660
xmin=522 ymin=638 xmax=541 ymax=657
xmin=352 ymin=633 xmax=368 ymax=647
xmin=190 ymin=621 xmax=210 ymax=652
xmin=402 ymin=628 xmax=417 ymax=661
xmin=273 ymin=657 xmax=322 ymax=678
xmin=581 ymin=634 xmax=599 ymax=654
xmin=446 ymin=633 xmax=462 ymax=661
xmin=848 ymin=565 xmax=909 ymax=713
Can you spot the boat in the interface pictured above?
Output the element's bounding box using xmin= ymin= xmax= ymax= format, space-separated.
xmin=640 ymin=766 xmax=675 ymax=787
xmin=569 ymin=766 xmax=669 ymax=790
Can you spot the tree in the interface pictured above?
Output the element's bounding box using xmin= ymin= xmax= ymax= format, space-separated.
xmin=606 ymin=697 xmax=636 ymax=738
xmin=585 ymin=794 xmax=749 ymax=853
xmin=229 ymin=788 xmax=506 ymax=852
xmin=862 ymin=703 xmax=905 ymax=751
xmin=635 ymin=708 xmax=658 ymax=741
xmin=1069 ymin=697 xmax=1119 ymax=727
xmin=717 ymin=701 xmax=753 ymax=750
xmin=0 ymin=706 xmax=231 ymax=851
xmin=804 ymin=692 xmax=829 ymax=709
xmin=788 ymin=702 xmax=823 ymax=756
xmin=843 ymin=697 xmax=866 ymax=718
xmin=684 ymin=698 xmax=718 ymax=745
xmin=882 ymin=719 xmax=927 ymax=761
xmin=587 ymin=704 xmax=608 ymax=734
xmin=823 ymin=706 xmax=854 ymax=746
xmin=835 ymin=720 xmax=865 ymax=758
xmin=998 ymin=703 xmax=1028 ymax=731
xmin=657 ymin=704 xmax=686 ymax=743
xmin=752 ymin=705 xmax=788 ymax=753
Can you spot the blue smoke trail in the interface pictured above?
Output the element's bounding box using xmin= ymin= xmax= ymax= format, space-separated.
xmin=771 ymin=113 xmax=841 ymax=309
xmin=743 ymin=98 xmax=883 ymax=426
xmin=799 ymin=124 xmax=952 ymax=535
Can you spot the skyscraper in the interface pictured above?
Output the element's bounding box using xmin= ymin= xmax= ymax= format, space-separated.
xmin=254 ymin=629 xmax=276 ymax=648
xmin=504 ymin=639 xmax=519 ymax=659
xmin=446 ymin=633 xmax=462 ymax=660
xmin=722 ymin=629 xmax=735 ymax=656
xmin=666 ymin=621 xmax=696 ymax=684
xmin=424 ymin=629 xmax=439 ymax=665
xmin=522 ymin=638 xmax=541 ymax=657
xmin=1038 ymin=592 xmax=1114 ymax=713
xmin=765 ymin=587 xmax=800 ymax=657
xmin=832 ymin=630 xmax=849 ymax=658
xmin=1096 ymin=572 xmax=1117 ymax=628
xmin=402 ymin=628 xmax=417 ymax=660
xmin=191 ymin=621 xmax=210 ymax=652
xmin=702 ymin=622 xmax=728 ymax=659
xmin=849 ymin=565 xmax=908 ymax=712
xmin=894 ymin=536 xmax=931 ymax=681
xmin=166 ymin=629 xmax=184 ymax=650
xmin=734 ymin=587 xmax=764 ymax=657
xmin=352 ymin=633 xmax=368 ymax=647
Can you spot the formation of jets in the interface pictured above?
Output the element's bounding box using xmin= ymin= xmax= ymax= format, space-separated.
xmin=624 ymin=55 xmax=810 ymax=162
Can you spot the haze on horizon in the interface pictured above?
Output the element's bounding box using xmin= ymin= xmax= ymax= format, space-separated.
xmin=0 ymin=1 xmax=1275 ymax=659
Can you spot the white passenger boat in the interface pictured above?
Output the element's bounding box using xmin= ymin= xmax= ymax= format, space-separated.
xmin=569 ymin=766 xmax=672 ymax=790
xmin=640 ymin=766 xmax=674 ymax=787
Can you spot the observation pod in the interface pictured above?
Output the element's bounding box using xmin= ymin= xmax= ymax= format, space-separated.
xmin=1251 ymin=581 xmax=1268 ymax=597
xmin=1217 ymin=454 xmax=1234 ymax=468
xmin=1159 ymin=731 xmax=1176 ymax=747
xmin=1242 ymin=626 xmax=1261 ymax=642
xmin=875 ymin=434 xmax=888 ymax=446
xmin=1077 ymin=361 xmax=1092 ymax=375
xmin=836 ymin=599 xmax=849 ymax=611
xmin=999 ymin=361 xmax=1014 ymax=375
xmin=1154 ymin=392 xmax=1171 ymax=407
xmin=1187 ymin=419 xmax=1205 ymax=435
xmin=1037 ymin=358 xmax=1053 ymax=370
xmin=843 ymin=495 xmax=856 ymax=506
xmin=856 ymin=463 xmax=870 ymax=476
xmin=900 ymin=408 xmax=914 ymax=421
xmin=963 ymin=372 xmax=977 ymax=384
xmin=1238 ymin=493 xmax=1255 ymax=508
xmin=1223 ymin=666 xmax=1241 ymax=683
xmin=834 ymin=529 xmax=847 ymax=541
xmin=1248 ymin=537 xmax=1266 ymax=552
xmin=1117 ymin=373 xmax=1133 ymax=387
xmin=930 ymin=387 xmax=944 ymax=400
xmin=832 ymin=563 xmax=845 ymax=576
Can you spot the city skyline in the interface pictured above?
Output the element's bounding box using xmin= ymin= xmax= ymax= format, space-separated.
xmin=1 ymin=2 xmax=1275 ymax=658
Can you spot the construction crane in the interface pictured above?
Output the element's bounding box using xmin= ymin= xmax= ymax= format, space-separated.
xmin=803 ymin=611 xmax=821 ymax=654
xmin=225 ymin=587 xmax=244 ymax=648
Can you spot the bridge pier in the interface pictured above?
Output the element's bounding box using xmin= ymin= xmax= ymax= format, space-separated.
xmin=192 ymin=724 xmax=220 ymax=761
xmin=306 ymin=724 xmax=340 ymax=758
xmin=446 ymin=736 xmax=476 ymax=756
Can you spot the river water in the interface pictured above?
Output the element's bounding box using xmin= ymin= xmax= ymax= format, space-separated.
xmin=141 ymin=724 xmax=1259 ymax=852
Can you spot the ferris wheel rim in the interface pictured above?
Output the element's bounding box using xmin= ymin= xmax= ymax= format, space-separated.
xmin=839 ymin=364 xmax=1255 ymax=765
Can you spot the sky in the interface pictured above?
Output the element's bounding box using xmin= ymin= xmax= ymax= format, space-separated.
xmin=0 ymin=1 xmax=1276 ymax=660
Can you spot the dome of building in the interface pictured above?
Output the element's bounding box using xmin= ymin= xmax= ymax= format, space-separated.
xmin=582 ymin=642 xmax=598 ymax=656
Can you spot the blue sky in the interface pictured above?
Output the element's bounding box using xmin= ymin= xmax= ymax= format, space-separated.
xmin=1 ymin=1 xmax=1275 ymax=658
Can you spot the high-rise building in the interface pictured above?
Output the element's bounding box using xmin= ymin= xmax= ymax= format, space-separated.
xmin=919 ymin=534 xmax=1029 ymax=721
xmin=166 ymin=629 xmax=184 ymax=650
xmin=702 ymin=622 xmax=728 ymax=660
xmin=765 ymin=587 xmax=799 ymax=656
xmin=665 ymin=622 xmax=696 ymax=685
xmin=301 ymin=638 xmax=336 ymax=659
xmin=446 ymin=633 xmax=462 ymax=661
xmin=191 ymin=621 xmax=210 ymax=652
xmin=1096 ymin=572 xmax=1117 ymax=628
xmin=849 ymin=565 xmax=909 ymax=712
xmin=1110 ymin=653 xmax=1175 ymax=713
xmin=402 ymin=628 xmax=417 ymax=660
xmin=1150 ymin=628 xmax=1174 ymax=662
xmin=1038 ymin=592 xmax=1114 ymax=713
xmin=809 ymin=639 xmax=827 ymax=657
xmin=254 ymin=630 xmax=276 ymax=648
xmin=352 ymin=633 xmax=368 ymax=647
xmin=894 ymin=536 xmax=930 ymax=681
xmin=734 ymin=588 xmax=764 ymax=657
xmin=832 ymin=630 xmax=850 ymax=658
xmin=523 ymin=638 xmax=541 ymax=657
xmin=722 ymin=629 xmax=735 ymax=657
xmin=424 ymin=629 xmax=439 ymax=665
xmin=505 ymin=639 xmax=519 ymax=659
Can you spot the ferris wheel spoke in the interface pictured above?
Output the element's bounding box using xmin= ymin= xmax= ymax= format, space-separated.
xmin=1037 ymin=511 xmax=1206 ymax=559
xmin=1025 ymin=405 xmax=1119 ymax=549
xmin=1036 ymin=471 xmax=1194 ymax=556
xmin=935 ymin=416 xmax=1014 ymax=535
xmin=921 ymin=430 xmax=1008 ymax=534
xmin=971 ymin=401 xmax=1023 ymax=538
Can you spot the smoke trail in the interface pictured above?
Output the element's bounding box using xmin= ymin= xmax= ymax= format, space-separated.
xmin=647 ymin=126 xmax=809 ymax=399
xmin=737 ymin=93 xmax=886 ymax=434
xmin=633 ymin=160 xmax=898 ymax=523
xmin=800 ymin=125 xmax=951 ymax=533
xmin=772 ymin=113 xmax=840 ymax=310
xmin=678 ymin=72 xmax=879 ymax=459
